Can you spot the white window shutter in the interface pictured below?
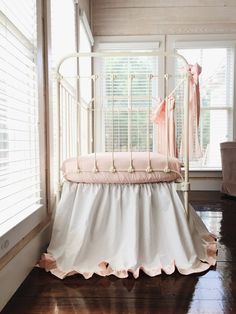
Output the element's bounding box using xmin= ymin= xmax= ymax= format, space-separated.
xmin=0 ymin=0 xmax=42 ymax=227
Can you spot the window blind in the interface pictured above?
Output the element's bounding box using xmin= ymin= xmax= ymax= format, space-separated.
xmin=0 ymin=0 xmax=41 ymax=227
xmin=100 ymin=56 xmax=158 ymax=152
xmin=176 ymin=47 xmax=234 ymax=168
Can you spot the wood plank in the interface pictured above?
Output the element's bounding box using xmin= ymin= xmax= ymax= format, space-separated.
xmin=9 ymin=263 xmax=236 ymax=299
xmin=4 ymin=296 xmax=234 ymax=314
xmin=79 ymin=0 xmax=90 ymax=21
xmin=93 ymin=6 xmax=236 ymax=35
xmin=92 ymin=0 xmax=236 ymax=9
xmin=3 ymin=194 xmax=236 ymax=314
xmin=93 ymin=22 xmax=236 ymax=36
xmin=94 ymin=7 xmax=236 ymax=25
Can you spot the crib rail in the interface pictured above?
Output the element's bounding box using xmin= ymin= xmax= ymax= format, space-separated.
xmin=56 ymin=51 xmax=190 ymax=215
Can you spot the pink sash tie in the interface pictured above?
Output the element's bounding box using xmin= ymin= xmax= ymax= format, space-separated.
xmin=152 ymin=63 xmax=202 ymax=160
xmin=187 ymin=63 xmax=202 ymax=159
xmin=151 ymin=96 xmax=177 ymax=158
xmin=181 ymin=63 xmax=202 ymax=159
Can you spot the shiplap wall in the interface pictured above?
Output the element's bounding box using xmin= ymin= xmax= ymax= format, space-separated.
xmin=79 ymin=0 xmax=90 ymax=21
xmin=92 ymin=0 xmax=236 ymax=35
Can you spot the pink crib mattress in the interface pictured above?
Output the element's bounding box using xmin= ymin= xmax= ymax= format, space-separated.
xmin=62 ymin=152 xmax=181 ymax=184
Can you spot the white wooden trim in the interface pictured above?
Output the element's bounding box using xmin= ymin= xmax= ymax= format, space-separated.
xmin=167 ymin=34 xmax=236 ymax=49
xmin=96 ymin=41 xmax=160 ymax=51
xmin=42 ymin=0 xmax=56 ymax=214
xmin=190 ymin=178 xmax=222 ymax=191
xmin=79 ymin=9 xmax=94 ymax=46
xmin=175 ymin=40 xmax=236 ymax=49
xmin=94 ymin=35 xmax=165 ymax=48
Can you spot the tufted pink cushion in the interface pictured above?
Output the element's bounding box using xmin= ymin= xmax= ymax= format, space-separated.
xmin=62 ymin=152 xmax=181 ymax=184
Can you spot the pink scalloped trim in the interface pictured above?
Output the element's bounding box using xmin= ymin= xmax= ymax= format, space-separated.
xmin=38 ymin=234 xmax=217 ymax=279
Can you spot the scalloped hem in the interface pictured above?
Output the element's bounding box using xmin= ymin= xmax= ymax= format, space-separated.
xmin=38 ymin=238 xmax=217 ymax=279
xmin=38 ymin=183 xmax=218 ymax=280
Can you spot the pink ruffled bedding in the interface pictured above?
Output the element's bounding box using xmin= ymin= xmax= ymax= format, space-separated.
xmin=62 ymin=152 xmax=181 ymax=184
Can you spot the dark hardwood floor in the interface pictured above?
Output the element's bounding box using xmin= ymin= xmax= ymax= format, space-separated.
xmin=2 ymin=192 xmax=236 ymax=314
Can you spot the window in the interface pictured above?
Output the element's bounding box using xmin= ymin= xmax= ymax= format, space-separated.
xmin=176 ymin=44 xmax=234 ymax=169
xmin=0 ymin=1 xmax=45 ymax=237
xmin=96 ymin=38 xmax=235 ymax=170
xmin=95 ymin=41 xmax=160 ymax=153
xmin=102 ymin=56 xmax=158 ymax=152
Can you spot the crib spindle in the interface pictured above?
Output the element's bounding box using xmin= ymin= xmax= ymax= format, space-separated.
xmin=92 ymin=74 xmax=99 ymax=173
xmin=146 ymin=74 xmax=153 ymax=173
xmin=110 ymin=74 xmax=116 ymax=173
xmin=128 ymin=74 xmax=135 ymax=173
xmin=183 ymin=71 xmax=190 ymax=217
xmin=57 ymin=78 xmax=63 ymax=195
xmin=164 ymin=73 xmax=170 ymax=173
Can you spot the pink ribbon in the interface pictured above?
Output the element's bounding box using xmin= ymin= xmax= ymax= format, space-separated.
xmin=182 ymin=63 xmax=202 ymax=159
xmin=151 ymin=96 xmax=177 ymax=158
xmin=152 ymin=63 xmax=202 ymax=159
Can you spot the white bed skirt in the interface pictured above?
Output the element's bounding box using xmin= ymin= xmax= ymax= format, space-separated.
xmin=39 ymin=182 xmax=217 ymax=279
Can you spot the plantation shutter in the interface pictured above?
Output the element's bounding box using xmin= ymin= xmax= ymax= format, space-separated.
xmin=0 ymin=0 xmax=42 ymax=229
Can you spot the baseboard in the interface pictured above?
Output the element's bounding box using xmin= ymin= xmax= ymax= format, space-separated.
xmin=190 ymin=178 xmax=222 ymax=191
xmin=0 ymin=225 xmax=51 ymax=311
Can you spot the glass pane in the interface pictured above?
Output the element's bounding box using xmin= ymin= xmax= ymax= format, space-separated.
xmin=178 ymin=48 xmax=234 ymax=108
xmin=103 ymin=56 xmax=158 ymax=152
xmin=177 ymin=47 xmax=234 ymax=169
xmin=200 ymin=109 xmax=230 ymax=168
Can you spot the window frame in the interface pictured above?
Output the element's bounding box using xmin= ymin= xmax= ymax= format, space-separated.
xmin=94 ymin=34 xmax=236 ymax=170
xmin=167 ymin=34 xmax=236 ymax=170
xmin=0 ymin=0 xmax=48 ymax=260
xmin=94 ymin=35 xmax=165 ymax=153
